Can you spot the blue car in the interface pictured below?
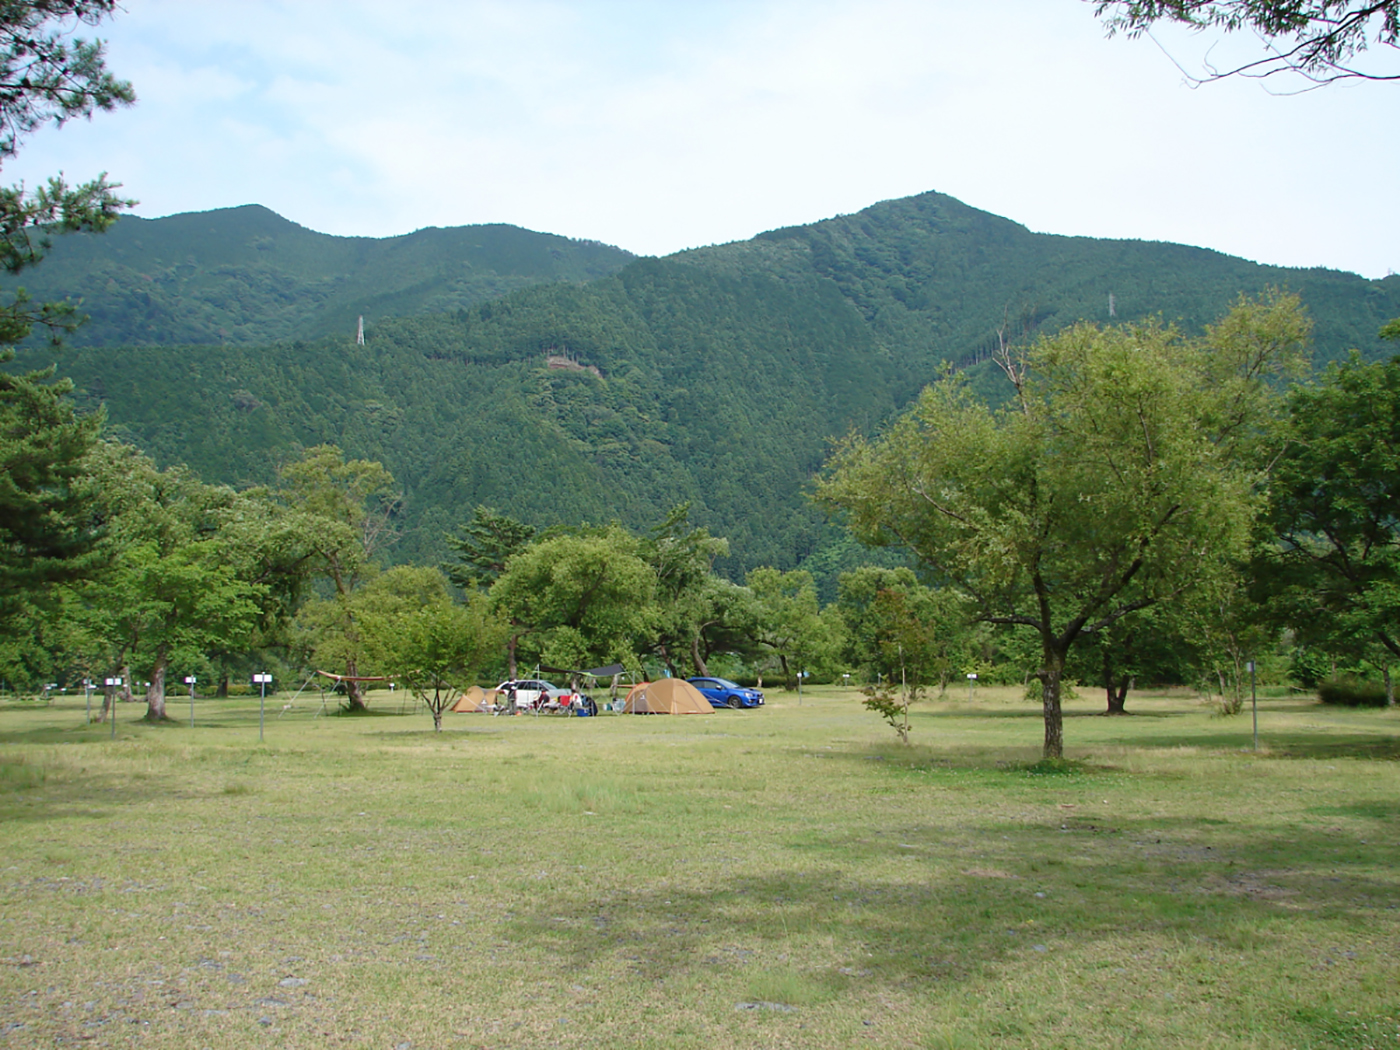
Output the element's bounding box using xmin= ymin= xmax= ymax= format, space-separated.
xmin=687 ymin=676 xmax=764 ymax=709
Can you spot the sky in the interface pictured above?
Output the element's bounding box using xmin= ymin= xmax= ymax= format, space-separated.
xmin=6 ymin=0 xmax=1397 ymax=278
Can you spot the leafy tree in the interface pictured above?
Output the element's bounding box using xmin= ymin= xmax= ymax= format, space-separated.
xmin=77 ymin=443 xmax=265 ymax=721
xmin=0 ymin=3 xmax=134 ymax=160
xmin=1094 ymin=1 xmax=1400 ymax=84
xmin=444 ymin=506 xmax=536 ymax=591
xmin=818 ymin=293 xmax=1309 ymax=757
xmin=1064 ymin=603 xmax=1201 ymax=713
xmin=836 ymin=566 xmax=966 ymax=692
xmin=689 ymin=575 xmax=766 ymax=676
xmin=1252 ymin=352 xmax=1400 ymax=686
xmin=0 ymin=1 xmax=132 ymax=634
xmin=490 ymin=525 xmax=655 ymax=675
xmin=0 ymin=361 xmax=103 ymax=631
xmin=0 ymin=0 xmax=133 ymax=343
xmin=640 ymin=503 xmax=730 ymax=676
xmin=837 ymin=566 xmax=970 ymax=741
xmin=745 ymin=567 xmax=843 ymax=688
xmin=357 ymin=566 xmax=508 ymax=732
xmin=279 ymin=444 xmax=399 ymax=710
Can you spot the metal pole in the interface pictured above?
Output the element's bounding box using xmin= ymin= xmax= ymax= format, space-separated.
xmin=1250 ymin=660 xmax=1258 ymax=751
xmin=797 ymin=671 xmax=803 ymax=706
xmin=260 ymin=679 xmax=266 ymax=743
xmin=84 ymin=680 xmax=91 ymax=724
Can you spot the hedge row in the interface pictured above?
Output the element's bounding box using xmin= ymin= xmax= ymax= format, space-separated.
xmin=1317 ymin=677 xmax=1391 ymax=708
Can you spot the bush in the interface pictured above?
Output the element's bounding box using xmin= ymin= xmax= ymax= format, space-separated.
xmin=1317 ymin=677 xmax=1390 ymax=708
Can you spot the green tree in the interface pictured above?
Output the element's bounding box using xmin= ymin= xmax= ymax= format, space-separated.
xmin=1252 ymin=352 xmax=1400 ymax=690
xmin=0 ymin=361 xmax=103 ymax=631
xmin=1093 ymin=1 xmax=1400 ymax=84
xmin=836 ymin=566 xmax=966 ymax=692
xmin=490 ymin=525 xmax=655 ymax=675
xmin=357 ymin=566 xmax=508 ymax=731
xmin=279 ymin=445 xmax=399 ymax=710
xmin=745 ymin=567 xmax=842 ymax=688
xmin=640 ymin=503 xmax=730 ymax=676
xmin=689 ymin=576 xmax=766 ymax=676
xmin=1063 ymin=603 xmax=1201 ymax=714
xmin=444 ymin=507 xmax=536 ymax=591
xmin=79 ymin=443 xmax=265 ymax=721
xmin=818 ymin=294 xmax=1308 ymax=758
xmin=0 ymin=1 xmax=132 ymax=634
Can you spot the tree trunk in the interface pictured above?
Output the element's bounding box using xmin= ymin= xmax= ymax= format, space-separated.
xmin=343 ymin=655 xmax=368 ymax=711
xmin=119 ymin=664 xmax=133 ymax=705
xmin=1103 ymin=651 xmax=1130 ymax=714
xmin=143 ymin=649 xmax=169 ymax=722
xmin=506 ymin=632 xmax=520 ymax=679
xmin=99 ymin=689 xmax=113 ymax=723
xmin=690 ymin=633 xmax=709 ymax=677
xmin=1105 ymin=679 xmax=1130 ymax=714
xmin=1386 ymin=665 xmax=1394 ymax=707
xmin=430 ymin=679 xmax=446 ymax=732
xmin=1039 ymin=650 xmax=1065 ymax=759
xmin=216 ymin=671 xmax=229 ymax=698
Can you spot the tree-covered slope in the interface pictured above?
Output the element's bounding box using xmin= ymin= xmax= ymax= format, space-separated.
xmin=690 ymin=191 xmax=1400 ymax=379
xmin=14 ymin=204 xmax=636 ymax=346
xmin=16 ymin=190 xmax=1400 ymax=587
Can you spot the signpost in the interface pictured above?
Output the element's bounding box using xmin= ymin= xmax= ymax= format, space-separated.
xmin=967 ymin=672 xmax=978 ymax=702
xmin=253 ymin=673 xmax=272 ymax=742
xmin=184 ymin=676 xmax=197 ymax=727
xmin=104 ymin=677 xmax=122 ymax=739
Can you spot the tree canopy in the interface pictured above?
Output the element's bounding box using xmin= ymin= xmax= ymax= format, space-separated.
xmin=1093 ymin=1 xmax=1400 ymax=83
xmin=1253 ymin=352 xmax=1400 ymax=668
xmin=0 ymin=0 xmax=130 ymax=640
xmin=818 ymin=292 xmax=1310 ymax=757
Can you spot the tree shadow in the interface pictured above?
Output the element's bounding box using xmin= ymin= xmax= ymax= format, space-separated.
xmin=1110 ymin=728 xmax=1400 ymax=760
xmin=496 ymin=809 xmax=1399 ymax=1004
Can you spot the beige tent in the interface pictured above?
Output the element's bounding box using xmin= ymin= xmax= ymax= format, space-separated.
xmin=451 ymin=685 xmax=497 ymax=713
xmin=623 ymin=678 xmax=714 ymax=714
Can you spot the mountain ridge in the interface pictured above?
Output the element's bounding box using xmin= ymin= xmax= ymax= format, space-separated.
xmin=15 ymin=203 xmax=638 ymax=346
xmin=13 ymin=188 xmax=1400 ymax=593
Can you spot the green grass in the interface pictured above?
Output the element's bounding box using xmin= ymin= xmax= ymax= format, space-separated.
xmin=1 ymin=686 xmax=1398 ymax=1048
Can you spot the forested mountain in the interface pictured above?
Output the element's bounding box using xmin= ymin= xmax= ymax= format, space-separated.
xmin=15 ymin=190 xmax=1400 ymax=588
xmin=14 ymin=204 xmax=636 ymax=346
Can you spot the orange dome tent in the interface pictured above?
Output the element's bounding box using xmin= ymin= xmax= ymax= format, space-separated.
xmin=622 ymin=678 xmax=713 ymax=714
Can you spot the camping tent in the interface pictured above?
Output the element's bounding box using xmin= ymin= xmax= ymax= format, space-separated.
xmin=623 ymin=678 xmax=713 ymax=714
xmin=451 ymin=686 xmax=496 ymax=713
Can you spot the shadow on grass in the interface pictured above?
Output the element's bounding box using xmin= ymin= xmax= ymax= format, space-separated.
xmin=1108 ymin=728 xmax=1400 ymax=760
xmin=0 ymin=757 xmax=179 ymax=822
xmin=500 ymin=812 xmax=1400 ymax=1007
xmin=920 ymin=706 xmax=1184 ymax=721
xmin=832 ymin=725 xmax=1400 ymax=766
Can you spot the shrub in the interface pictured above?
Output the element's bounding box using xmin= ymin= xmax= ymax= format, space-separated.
xmin=1317 ymin=677 xmax=1390 ymax=708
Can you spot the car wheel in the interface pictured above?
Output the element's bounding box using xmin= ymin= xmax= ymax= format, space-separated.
xmin=727 ymin=695 xmax=742 ymax=709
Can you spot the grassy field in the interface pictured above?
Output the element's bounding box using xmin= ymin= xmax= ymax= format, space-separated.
xmin=1 ymin=684 xmax=1398 ymax=1049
